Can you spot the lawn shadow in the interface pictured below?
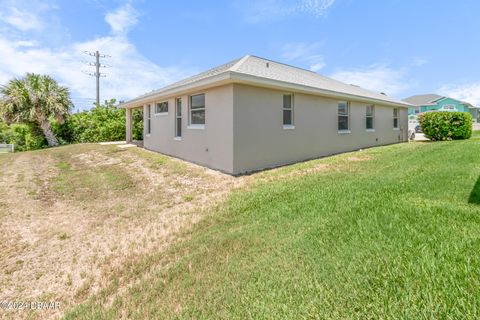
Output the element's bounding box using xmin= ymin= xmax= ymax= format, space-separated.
xmin=469 ymin=176 xmax=480 ymax=204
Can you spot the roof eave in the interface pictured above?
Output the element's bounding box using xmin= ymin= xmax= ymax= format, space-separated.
xmin=229 ymin=72 xmax=412 ymax=108
xmin=120 ymin=71 xmax=412 ymax=109
xmin=120 ymin=72 xmax=233 ymax=108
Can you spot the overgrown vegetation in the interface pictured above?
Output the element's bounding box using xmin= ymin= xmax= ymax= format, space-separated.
xmin=0 ymin=122 xmax=46 ymax=151
xmin=0 ymin=74 xmax=143 ymax=150
xmin=419 ymin=111 xmax=472 ymax=140
xmin=0 ymin=99 xmax=143 ymax=149
xmin=58 ymin=99 xmax=143 ymax=143
xmin=0 ymin=73 xmax=72 ymax=147
xmin=59 ymin=99 xmax=125 ymax=143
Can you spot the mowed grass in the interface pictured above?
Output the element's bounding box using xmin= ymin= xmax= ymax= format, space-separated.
xmin=63 ymin=134 xmax=480 ymax=319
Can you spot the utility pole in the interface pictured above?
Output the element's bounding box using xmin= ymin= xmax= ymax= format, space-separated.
xmin=82 ymin=50 xmax=110 ymax=106
xmin=95 ymin=51 xmax=100 ymax=106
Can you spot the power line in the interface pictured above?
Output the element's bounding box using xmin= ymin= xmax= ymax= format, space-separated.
xmin=71 ymin=97 xmax=96 ymax=100
xmin=82 ymin=50 xmax=111 ymax=106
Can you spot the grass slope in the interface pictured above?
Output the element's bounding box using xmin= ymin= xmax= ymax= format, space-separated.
xmin=0 ymin=143 xmax=237 ymax=320
xmin=65 ymin=135 xmax=479 ymax=319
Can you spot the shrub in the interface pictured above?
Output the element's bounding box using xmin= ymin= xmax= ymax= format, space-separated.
xmin=0 ymin=122 xmax=47 ymax=151
xmin=132 ymin=109 xmax=143 ymax=140
xmin=419 ymin=111 xmax=472 ymax=141
xmin=62 ymin=99 xmax=130 ymax=143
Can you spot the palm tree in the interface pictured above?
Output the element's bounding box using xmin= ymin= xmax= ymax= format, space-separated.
xmin=0 ymin=73 xmax=72 ymax=146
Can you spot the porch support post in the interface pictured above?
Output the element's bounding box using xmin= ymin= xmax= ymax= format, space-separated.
xmin=126 ymin=107 xmax=132 ymax=143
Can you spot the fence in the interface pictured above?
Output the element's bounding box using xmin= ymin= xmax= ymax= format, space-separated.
xmin=0 ymin=144 xmax=14 ymax=154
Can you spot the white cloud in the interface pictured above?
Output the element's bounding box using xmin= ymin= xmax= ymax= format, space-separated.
xmin=71 ymin=35 xmax=183 ymax=104
xmin=0 ymin=6 xmax=43 ymax=31
xmin=330 ymin=64 xmax=409 ymax=97
xmin=281 ymin=42 xmax=326 ymax=72
xmin=310 ymin=60 xmax=326 ymax=72
xmin=439 ymin=83 xmax=480 ymax=106
xmin=105 ymin=3 xmax=140 ymax=35
xmin=246 ymin=0 xmax=335 ymax=23
xmin=411 ymin=57 xmax=428 ymax=67
xmin=12 ymin=40 xmax=39 ymax=48
xmin=0 ymin=2 xmax=190 ymax=110
xmin=282 ymin=42 xmax=320 ymax=60
xmin=297 ymin=0 xmax=336 ymax=15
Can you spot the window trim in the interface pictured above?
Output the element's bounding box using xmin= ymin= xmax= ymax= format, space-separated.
xmin=174 ymin=97 xmax=182 ymax=138
xmin=366 ymin=104 xmax=375 ymax=131
xmin=189 ymin=93 xmax=205 ymax=128
xmin=187 ymin=124 xmax=205 ymax=130
xmin=154 ymin=101 xmax=169 ymax=115
xmin=338 ymin=101 xmax=350 ymax=133
xmin=282 ymin=93 xmax=294 ymax=128
xmin=393 ymin=107 xmax=400 ymax=130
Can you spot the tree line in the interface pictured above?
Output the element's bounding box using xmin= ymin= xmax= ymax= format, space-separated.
xmin=0 ymin=73 xmax=143 ymax=151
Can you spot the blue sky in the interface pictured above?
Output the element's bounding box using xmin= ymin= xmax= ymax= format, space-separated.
xmin=0 ymin=0 xmax=479 ymax=110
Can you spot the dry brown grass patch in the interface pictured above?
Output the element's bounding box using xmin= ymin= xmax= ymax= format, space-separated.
xmin=346 ymin=155 xmax=373 ymax=162
xmin=0 ymin=144 xmax=242 ymax=320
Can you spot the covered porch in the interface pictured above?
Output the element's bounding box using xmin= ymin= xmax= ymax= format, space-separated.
xmin=125 ymin=106 xmax=144 ymax=145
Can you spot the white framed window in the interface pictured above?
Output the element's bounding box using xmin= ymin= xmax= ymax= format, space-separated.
xmin=338 ymin=101 xmax=350 ymax=132
xmin=283 ymin=94 xmax=294 ymax=127
xmin=414 ymin=107 xmax=420 ymax=114
xmin=393 ymin=108 xmax=399 ymax=129
xmin=366 ymin=105 xmax=375 ymax=130
xmin=155 ymin=101 xmax=168 ymax=114
xmin=175 ymin=98 xmax=182 ymax=138
xmin=189 ymin=94 xmax=205 ymax=127
xmin=146 ymin=104 xmax=151 ymax=135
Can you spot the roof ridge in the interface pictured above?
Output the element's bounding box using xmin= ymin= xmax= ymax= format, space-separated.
xmin=229 ymin=55 xmax=251 ymax=72
xmin=248 ymin=55 xmax=319 ymax=74
xmin=245 ymin=55 xmax=386 ymax=93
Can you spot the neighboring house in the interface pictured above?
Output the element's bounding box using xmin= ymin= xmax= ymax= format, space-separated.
xmin=122 ymin=55 xmax=410 ymax=175
xmin=404 ymin=94 xmax=479 ymax=123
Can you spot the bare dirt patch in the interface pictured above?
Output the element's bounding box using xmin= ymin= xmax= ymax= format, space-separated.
xmin=0 ymin=145 xmax=243 ymax=320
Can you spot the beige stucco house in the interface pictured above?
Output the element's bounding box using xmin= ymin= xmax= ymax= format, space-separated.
xmin=122 ymin=55 xmax=410 ymax=175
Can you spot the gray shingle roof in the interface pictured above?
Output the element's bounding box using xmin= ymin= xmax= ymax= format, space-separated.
xmin=403 ymin=94 xmax=443 ymax=106
xmin=233 ymin=56 xmax=407 ymax=105
xmin=124 ymin=55 xmax=410 ymax=107
xmin=133 ymin=57 xmax=243 ymax=101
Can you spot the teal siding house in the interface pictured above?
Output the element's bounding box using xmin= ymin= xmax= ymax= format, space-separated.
xmin=403 ymin=94 xmax=479 ymax=122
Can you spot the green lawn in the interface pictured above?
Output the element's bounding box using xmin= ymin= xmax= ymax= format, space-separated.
xmin=67 ymin=135 xmax=480 ymax=319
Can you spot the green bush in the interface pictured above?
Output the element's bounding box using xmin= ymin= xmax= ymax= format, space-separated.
xmin=60 ymin=99 xmax=136 ymax=143
xmin=132 ymin=109 xmax=143 ymax=140
xmin=1 ymin=99 xmax=144 ymax=150
xmin=419 ymin=111 xmax=472 ymax=141
xmin=0 ymin=122 xmax=47 ymax=151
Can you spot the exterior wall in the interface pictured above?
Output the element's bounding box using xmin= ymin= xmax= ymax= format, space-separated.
xmin=232 ymin=84 xmax=408 ymax=174
xmin=436 ymin=98 xmax=469 ymax=112
xmin=408 ymin=98 xmax=471 ymax=115
xmin=142 ymin=84 xmax=234 ymax=173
